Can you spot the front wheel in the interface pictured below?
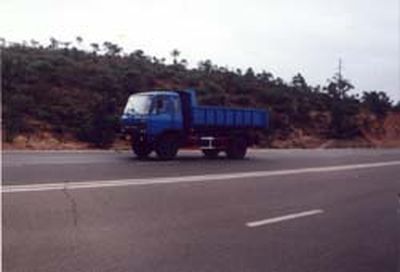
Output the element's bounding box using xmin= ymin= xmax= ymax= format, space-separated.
xmin=155 ymin=135 xmax=179 ymax=160
xmin=132 ymin=143 xmax=152 ymax=160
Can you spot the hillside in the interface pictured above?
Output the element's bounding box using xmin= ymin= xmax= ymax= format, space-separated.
xmin=2 ymin=40 xmax=399 ymax=149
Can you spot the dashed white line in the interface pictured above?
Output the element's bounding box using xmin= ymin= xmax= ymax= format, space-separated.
xmin=246 ymin=209 xmax=324 ymax=228
xmin=2 ymin=160 xmax=400 ymax=193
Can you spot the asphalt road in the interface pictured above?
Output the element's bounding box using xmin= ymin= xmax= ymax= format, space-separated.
xmin=2 ymin=149 xmax=400 ymax=272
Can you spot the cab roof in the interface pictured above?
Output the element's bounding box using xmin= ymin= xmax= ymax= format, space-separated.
xmin=131 ymin=90 xmax=180 ymax=96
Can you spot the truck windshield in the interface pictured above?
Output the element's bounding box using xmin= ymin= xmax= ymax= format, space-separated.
xmin=124 ymin=95 xmax=153 ymax=115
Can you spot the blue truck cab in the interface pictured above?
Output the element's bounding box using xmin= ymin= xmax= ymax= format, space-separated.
xmin=121 ymin=89 xmax=268 ymax=160
xmin=122 ymin=91 xmax=183 ymax=139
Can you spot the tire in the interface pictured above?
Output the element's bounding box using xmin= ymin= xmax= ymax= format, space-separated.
xmin=132 ymin=143 xmax=152 ymax=160
xmin=155 ymin=135 xmax=179 ymax=160
xmin=226 ymin=136 xmax=247 ymax=159
xmin=202 ymin=149 xmax=220 ymax=159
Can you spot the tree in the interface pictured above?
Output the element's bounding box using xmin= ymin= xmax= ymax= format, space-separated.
xmin=103 ymin=41 xmax=122 ymax=56
xmin=362 ymin=91 xmax=392 ymax=117
xmin=324 ymin=72 xmax=359 ymax=138
xmin=274 ymin=77 xmax=284 ymax=86
xmin=171 ymin=49 xmax=180 ymax=65
xmin=244 ymin=68 xmax=255 ymax=79
xmin=90 ymin=43 xmax=100 ymax=54
xmin=61 ymin=41 xmax=71 ymax=49
xmin=78 ymin=98 xmax=119 ymax=148
xmin=291 ymin=73 xmax=310 ymax=92
xmin=180 ymin=59 xmax=188 ymax=67
xmin=198 ymin=59 xmax=213 ymax=74
xmin=325 ymin=74 xmax=354 ymax=100
xmin=258 ymin=71 xmax=274 ymax=84
xmin=30 ymin=39 xmax=40 ymax=48
xmin=49 ymin=37 xmax=59 ymax=49
xmin=76 ymin=36 xmax=83 ymax=47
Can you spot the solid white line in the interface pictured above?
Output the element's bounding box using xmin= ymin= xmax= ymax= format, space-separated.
xmin=2 ymin=160 xmax=400 ymax=193
xmin=246 ymin=209 xmax=324 ymax=228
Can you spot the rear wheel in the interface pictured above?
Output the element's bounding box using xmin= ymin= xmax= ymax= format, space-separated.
xmin=202 ymin=149 xmax=220 ymax=159
xmin=155 ymin=135 xmax=179 ymax=160
xmin=226 ymin=136 xmax=247 ymax=159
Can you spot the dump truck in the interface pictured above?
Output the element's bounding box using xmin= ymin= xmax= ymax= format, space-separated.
xmin=121 ymin=89 xmax=269 ymax=160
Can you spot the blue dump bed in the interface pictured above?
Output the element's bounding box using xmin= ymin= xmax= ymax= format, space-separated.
xmin=192 ymin=106 xmax=268 ymax=129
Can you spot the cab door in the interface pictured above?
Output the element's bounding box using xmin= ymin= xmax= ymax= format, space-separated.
xmin=147 ymin=95 xmax=183 ymax=138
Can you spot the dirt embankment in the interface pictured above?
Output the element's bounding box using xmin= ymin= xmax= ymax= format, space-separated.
xmin=268 ymin=112 xmax=400 ymax=149
xmin=361 ymin=112 xmax=400 ymax=148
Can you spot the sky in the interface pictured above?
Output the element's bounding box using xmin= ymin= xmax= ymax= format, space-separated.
xmin=1 ymin=0 xmax=399 ymax=101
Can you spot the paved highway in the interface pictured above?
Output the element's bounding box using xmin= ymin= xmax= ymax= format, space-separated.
xmin=2 ymin=149 xmax=400 ymax=271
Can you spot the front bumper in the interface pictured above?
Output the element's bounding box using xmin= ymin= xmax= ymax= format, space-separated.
xmin=120 ymin=124 xmax=147 ymax=142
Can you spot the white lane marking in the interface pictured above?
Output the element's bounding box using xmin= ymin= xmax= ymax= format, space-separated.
xmin=246 ymin=209 xmax=324 ymax=228
xmin=3 ymin=160 xmax=400 ymax=193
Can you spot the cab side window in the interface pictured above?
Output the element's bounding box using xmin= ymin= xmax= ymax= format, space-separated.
xmin=152 ymin=96 xmax=174 ymax=114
